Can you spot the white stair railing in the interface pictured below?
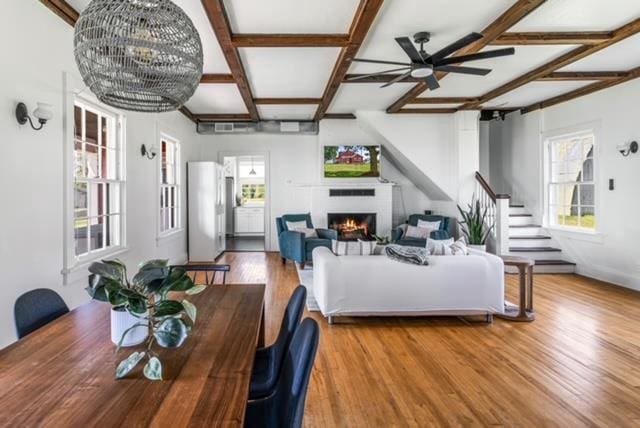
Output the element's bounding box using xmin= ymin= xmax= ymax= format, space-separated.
xmin=474 ymin=172 xmax=510 ymax=255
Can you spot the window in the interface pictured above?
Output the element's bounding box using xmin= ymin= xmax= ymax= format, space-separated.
xmin=547 ymin=131 xmax=596 ymax=231
xmin=73 ymin=100 xmax=125 ymax=258
xmin=241 ymin=183 xmax=266 ymax=205
xmin=159 ymin=136 xmax=181 ymax=235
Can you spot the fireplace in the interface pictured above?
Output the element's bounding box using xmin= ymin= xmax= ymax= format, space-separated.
xmin=327 ymin=213 xmax=377 ymax=241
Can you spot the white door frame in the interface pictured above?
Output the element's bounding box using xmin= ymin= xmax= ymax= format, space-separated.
xmin=218 ymin=150 xmax=271 ymax=251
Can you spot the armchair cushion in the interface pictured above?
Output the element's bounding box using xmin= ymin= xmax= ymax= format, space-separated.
xmin=281 ymin=214 xmax=313 ymax=230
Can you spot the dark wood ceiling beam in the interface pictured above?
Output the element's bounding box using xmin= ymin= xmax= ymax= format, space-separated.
xmin=254 ymin=98 xmax=321 ymax=105
xmin=200 ymin=73 xmax=235 ymax=83
xmin=407 ymin=97 xmax=480 ymax=104
xmin=201 ymin=0 xmax=259 ymax=121
xmin=461 ymin=17 xmax=640 ymax=110
xmin=179 ymin=106 xmax=197 ymax=123
xmin=343 ymin=74 xmax=422 ymax=83
xmin=314 ymin=0 xmax=385 ymax=121
xmin=40 ymin=0 xmax=78 ymax=26
xmin=195 ymin=113 xmax=253 ymax=122
xmin=492 ymin=31 xmax=612 ymax=45
xmin=386 ymin=0 xmax=548 ymax=113
xmin=537 ymin=71 xmax=629 ymax=81
xmin=231 ymin=34 xmax=350 ymax=48
xmin=522 ymin=67 xmax=640 ymax=113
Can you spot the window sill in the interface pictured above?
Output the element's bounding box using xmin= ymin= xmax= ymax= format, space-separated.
xmin=61 ymin=246 xmax=130 ymax=285
xmin=157 ymin=229 xmax=184 ymax=246
xmin=547 ymin=227 xmax=604 ymax=244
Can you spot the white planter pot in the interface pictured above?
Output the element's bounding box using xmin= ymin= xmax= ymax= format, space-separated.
xmin=110 ymin=308 xmax=148 ymax=347
xmin=469 ymin=244 xmax=487 ymax=252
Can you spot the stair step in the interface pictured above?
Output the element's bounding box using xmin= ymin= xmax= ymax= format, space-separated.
xmin=509 ymin=214 xmax=532 ymax=217
xmin=509 ymin=204 xmax=525 ymax=208
xmin=509 ymin=224 xmax=542 ymax=228
xmin=535 ymin=259 xmax=576 ymax=266
xmin=510 ymin=235 xmax=551 ymax=240
xmin=510 ymin=247 xmax=562 ymax=252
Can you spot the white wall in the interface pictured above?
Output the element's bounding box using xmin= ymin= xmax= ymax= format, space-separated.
xmin=0 ymin=1 xmax=202 ymax=348
xmin=489 ymin=79 xmax=640 ymax=291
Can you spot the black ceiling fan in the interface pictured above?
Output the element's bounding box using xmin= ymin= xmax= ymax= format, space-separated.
xmin=348 ymin=32 xmax=515 ymax=89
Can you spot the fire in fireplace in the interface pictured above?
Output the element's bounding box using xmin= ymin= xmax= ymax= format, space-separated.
xmin=327 ymin=213 xmax=377 ymax=241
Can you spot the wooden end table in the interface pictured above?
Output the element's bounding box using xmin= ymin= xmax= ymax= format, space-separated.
xmin=497 ymin=255 xmax=535 ymax=322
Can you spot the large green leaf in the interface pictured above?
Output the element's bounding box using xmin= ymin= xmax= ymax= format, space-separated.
xmin=185 ymin=284 xmax=206 ymax=296
xmin=127 ymin=295 xmax=148 ymax=314
xmin=154 ymin=300 xmax=184 ymax=317
xmin=139 ymin=259 xmax=168 ymax=270
xmin=102 ymin=259 xmax=127 ymax=282
xmin=154 ymin=318 xmax=189 ymax=348
xmin=89 ymin=261 xmax=123 ymax=282
xmin=166 ymin=275 xmax=196 ymax=293
xmin=86 ymin=274 xmax=109 ymax=302
xmin=182 ymin=299 xmax=197 ymax=323
xmin=133 ymin=267 xmax=168 ymax=288
xmin=143 ymin=356 xmax=163 ymax=381
xmin=115 ymin=351 xmax=145 ymax=379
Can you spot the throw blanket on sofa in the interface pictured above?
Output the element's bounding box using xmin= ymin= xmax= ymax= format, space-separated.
xmin=385 ymin=244 xmax=429 ymax=266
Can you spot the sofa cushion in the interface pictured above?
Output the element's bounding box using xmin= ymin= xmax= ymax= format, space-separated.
xmin=286 ymin=220 xmax=318 ymax=238
xmin=405 ymin=225 xmax=434 ymax=239
xmin=417 ymin=219 xmax=441 ymax=230
xmin=281 ymin=214 xmax=313 ymax=230
xmin=427 ymin=238 xmax=469 ymax=256
xmin=331 ymin=240 xmax=376 ymax=256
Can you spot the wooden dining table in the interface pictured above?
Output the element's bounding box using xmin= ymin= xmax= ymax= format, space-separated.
xmin=0 ymin=283 xmax=265 ymax=427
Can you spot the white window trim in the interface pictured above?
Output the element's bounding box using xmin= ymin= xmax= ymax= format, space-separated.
xmin=62 ymin=72 xmax=128 ymax=282
xmin=542 ymin=121 xmax=601 ymax=236
xmin=156 ymin=132 xmax=184 ymax=244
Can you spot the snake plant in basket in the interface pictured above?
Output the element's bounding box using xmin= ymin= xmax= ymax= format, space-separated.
xmin=86 ymin=259 xmax=206 ymax=381
xmin=457 ymin=196 xmax=494 ymax=250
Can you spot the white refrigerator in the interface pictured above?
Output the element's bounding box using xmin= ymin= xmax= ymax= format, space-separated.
xmin=187 ymin=162 xmax=226 ymax=261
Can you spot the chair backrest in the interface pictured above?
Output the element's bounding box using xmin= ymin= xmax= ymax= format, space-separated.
xmin=278 ymin=214 xmax=313 ymax=234
xmin=171 ymin=264 xmax=231 ymax=285
xmin=14 ymin=288 xmax=69 ymax=339
xmin=271 ymin=286 xmax=307 ymax=370
xmin=274 ymin=318 xmax=320 ymax=428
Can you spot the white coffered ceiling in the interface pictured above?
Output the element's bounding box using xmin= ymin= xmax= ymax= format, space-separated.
xmin=63 ymin=0 xmax=640 ymax=119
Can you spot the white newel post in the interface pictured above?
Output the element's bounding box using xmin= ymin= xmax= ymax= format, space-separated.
xmin=495 ymin=196 xmax=510 ymax=256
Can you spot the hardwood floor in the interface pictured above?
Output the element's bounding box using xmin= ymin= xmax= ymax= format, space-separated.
xmin=217 ymin=251 xmax=640 ymax=427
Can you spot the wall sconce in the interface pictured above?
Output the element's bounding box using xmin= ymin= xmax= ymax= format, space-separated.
xmin=15 ymin=102 xmax=53 ymax=130
xmin=617 ymin=141 xmax=638 ymax=157
xmin=141 ymin=144 xmax=157 ymax=160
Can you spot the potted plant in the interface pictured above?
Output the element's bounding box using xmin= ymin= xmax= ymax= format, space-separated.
xmin=457 ymin=197 xmax=494 ymax=252
xmin=86 ymin=259 xmax=206 ymax=381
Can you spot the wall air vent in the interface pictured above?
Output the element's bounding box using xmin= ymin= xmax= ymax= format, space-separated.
xmin=329 ymin=188 xmax=376 ymax=197
xmin=198 ymin=120 xmax=318 ymax=135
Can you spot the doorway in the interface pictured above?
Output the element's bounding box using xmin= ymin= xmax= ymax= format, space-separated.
xmin=221 ymin=153 xmax=268 ymax=252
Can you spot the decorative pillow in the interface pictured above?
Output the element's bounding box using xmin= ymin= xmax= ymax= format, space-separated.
xmin=357 ymin=239 xmax=377 ymax=256
xmin=417 ymin=219 xmax=441 ymax=231
xmin=426 ymin=238 xmax=454 ymax=255
xmin=426 ymin=238 xmax=469 ymax=256
xmin=286 ymin=220 xmax=317 ymax=238
xmin=331 ymin=240 xmax=376 ymax=256
xmin=405 ymin=225 xmax=434 ymax=239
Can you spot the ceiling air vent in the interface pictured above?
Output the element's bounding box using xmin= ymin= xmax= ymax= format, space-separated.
xmin=214 ymin=123 xmax=234 ymax=132
xmin=197 ymin=120 xmax=318 ymax=135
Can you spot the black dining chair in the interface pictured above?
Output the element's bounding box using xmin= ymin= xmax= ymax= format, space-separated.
xmin=250 ymin=285 xmax=307 ymax=400
xmin=14 ymin=288 xmax=69 ymax=339
xmin=244 ymin=318 xmax=320 ymax=428
xmin=170 ymin=263 xmax=231 ymax=285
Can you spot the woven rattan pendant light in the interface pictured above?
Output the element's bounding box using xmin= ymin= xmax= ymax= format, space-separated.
xmin=74 ymin=0 xmax=203 ymax=113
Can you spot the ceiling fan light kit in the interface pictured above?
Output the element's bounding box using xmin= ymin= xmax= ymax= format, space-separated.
xmin=74 ymin=0 xmax=203 ymax=113
xmin=352 ymin=31 xmax=516 ymax=90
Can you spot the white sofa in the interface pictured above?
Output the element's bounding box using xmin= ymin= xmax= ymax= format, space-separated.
xmin=312 ymin=246 xmax=504 ymax=322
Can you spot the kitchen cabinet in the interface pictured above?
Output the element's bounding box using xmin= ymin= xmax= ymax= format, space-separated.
xmin=234 ymin=207 xmax=264 ymax=235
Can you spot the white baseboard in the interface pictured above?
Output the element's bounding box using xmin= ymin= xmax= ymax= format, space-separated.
xmin=576 ymin=264 xmax=640 ymax=292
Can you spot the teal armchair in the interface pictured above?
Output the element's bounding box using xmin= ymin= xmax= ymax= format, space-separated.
xmin=392 ymin=214 xmax=454 ymax=247
xmin=276 ymin=214 xmax=337 ymax=268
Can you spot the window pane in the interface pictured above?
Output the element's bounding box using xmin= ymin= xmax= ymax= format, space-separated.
xmin=85 ymin=110 xmax=98 ymax=145
xmin=74 ymin=182 xmax=88 ymax=218
xmin=90 ymin=216 xmax=106 ymax=251
xmin=583 ymin=137 xmax=594 ymax=159
xmin=74 ymin=218 xmax=88 ymax=255
xmin=74 ymin=106 xmax=82 ymax=140
xmin=86 ymin=144 xmax=99 ymax=179
xmin=579 ymin=184 xmax=595 ymax=206
xmin=74 ymin=140 xmax=86 ymax=178
xmin=565 ymin=159 xmax=581 ymax=182
xmin=107 ymin=215 xmax=121 ymax=247
xmin=89 ymin=183 xmax=105 ymax=217
xmin=101 ymin=116 xmax=108 ymax=147
xmin=581 ymin=158 xmax=594 ymax=181
xmin=170 ymin=186 xmax=176 ymax=208
xmin=579 ymin=207 xmax=596 ymax=229
xmin=565 ymin=138 xmax=582 ymax=161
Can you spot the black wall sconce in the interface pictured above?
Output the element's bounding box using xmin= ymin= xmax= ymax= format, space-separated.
xmin=617 ymin=141 xmax=638 ymax=157
xmin=141 ymin=144 xmax=157 ymax=160
xmin=15 ymin=102 xmax=53 ymax=131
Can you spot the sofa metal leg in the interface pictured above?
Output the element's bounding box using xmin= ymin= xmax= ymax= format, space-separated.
xmin=328 ymin=316 xmax=334 ymax=325
xmin=486 ymin=313 xmax=494 ymax=324
xmin=298 ymin=262 xmax=305 ymax=270
xmin=281 ymin=257 xmax=286 ymax=264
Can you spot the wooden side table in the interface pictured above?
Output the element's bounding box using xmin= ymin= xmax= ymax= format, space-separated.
xmin=497 ymin=255 xmax=535 ymax=322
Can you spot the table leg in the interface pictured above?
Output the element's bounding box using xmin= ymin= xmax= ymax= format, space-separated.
xmin=518 ymin=266 xmax=527 ymax=319
xmin=258 ymin=305 xmax=266 ymax=348
xmin=526 ymin=266 xmax=534 ymax=311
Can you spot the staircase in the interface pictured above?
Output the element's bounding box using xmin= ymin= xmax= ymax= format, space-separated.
xmin=506 ymin=204 xmax=576 ymax=273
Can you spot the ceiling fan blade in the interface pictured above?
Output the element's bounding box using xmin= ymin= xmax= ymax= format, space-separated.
xmin=352 ymin=58 xmax=412 ymax=66
xmin=345 ymin=67 xmax=412 ymax=81
xmin=434 ymin=65 xmax=491 ymax=76
xmin=430 ymin=32 xmax=483 ymax=63
xmin=380 ymin=71 xmax=412 ymax=88
xmin=395 ymin=37 xmax=425 ymax=63
xmin=436 ymin=47 xmax=516 ymax=66
xmin=424 ymin=74 xmax=440 ymax=91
